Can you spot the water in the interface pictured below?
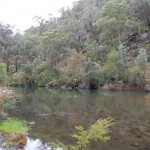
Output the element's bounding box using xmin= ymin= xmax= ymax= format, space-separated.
xmin=9 ymin=88 xmax=150 ymax=150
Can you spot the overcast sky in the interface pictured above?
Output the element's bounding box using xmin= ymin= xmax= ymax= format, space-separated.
xmin=0 ymin=0 xmax=77 ymax=31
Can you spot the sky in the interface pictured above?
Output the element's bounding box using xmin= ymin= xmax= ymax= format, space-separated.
xmin=0 ymin=0 xmax=77 ymax=31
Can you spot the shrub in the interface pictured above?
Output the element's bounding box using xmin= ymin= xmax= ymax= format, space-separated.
xmin=33 ymin=62 xmax=61 ymax=86
xmin=136 ymin=49 xmax=148 ymax=67
xmin=12 ymin=63 xmax=34 ymax=86
xmin=0 ymin=61 xmax=9 ymax=84
xmin=82 ymin=60 xmax=104 ymax=88
xmin=51 ymin=117 xmax=114 ymax=150
xmin=124 ymin=62 xmax=144 ymax=85
xmin=103 ymin=49 xmax=120 ymax=81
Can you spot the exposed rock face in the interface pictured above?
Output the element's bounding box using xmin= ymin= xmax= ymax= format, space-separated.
xmin=144 ymin=84 xmax=150 ymax=92
xmin=61 ymin=84 xmax=72 ymax=90
xmin=0 ymin=134 xmax=4 ymax=146
xmin=2 ymin=90 xmax=14 ymax=95
xmin=101 ymin=84 xmax=115 ymax=91
xmin=78 ymin=83 xmax=86 ymax=89
xmin=115 ymin=81 xmax=124 ymax=91
xmin=61 ymin=84 xmax=67 ymax=90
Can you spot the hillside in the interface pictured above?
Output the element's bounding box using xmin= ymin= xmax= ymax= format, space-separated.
xmin=0 ymin=0 xmax=150 ymax=91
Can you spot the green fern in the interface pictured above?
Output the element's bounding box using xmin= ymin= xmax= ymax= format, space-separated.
xmin=51 ymin=117 xmax=114 ymax=150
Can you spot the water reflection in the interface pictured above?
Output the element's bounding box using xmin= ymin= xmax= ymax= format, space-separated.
xmin=11 ymin=88 xmax=150 ymax=150
xmin=24 ymin=138 xmax=62 ymax=150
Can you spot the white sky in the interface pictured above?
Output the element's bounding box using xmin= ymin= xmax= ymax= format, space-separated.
xmin=0 ymin=0 xmax=77 ymax=31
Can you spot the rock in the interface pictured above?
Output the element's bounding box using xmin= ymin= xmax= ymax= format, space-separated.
xmin=61 ymin=84 xmax=66 ymax=90
xmin=0 ymin=113 xmax=9 ymax=120
xmin=78 ymin=83 xmax=86 ymax=89
xmin=27 ymin=121 xmax=35 ymax=126
xmin=144 ymin=84 xmax=150 ymax=92
xmin=1 ymin=142 xmax=7 ymax=147
xmin=109 ymin=84 xmax=115 ymax=90
xmin=2 ymin=90 xmax=14 ymax=95
xmin=66 ymin=87 xmax=72 ymax=90
xmin=115 ymin=81 xmax=124 ymax=91
xmin=101 ymin=84 xmax=110 ymax=90
xmin=132 ymin=142 xmax=140 ymax=146
xmin=101 ymin=84 xmax=115 ymax=91
xmin=61 ymin=85 xmax=73 ymax=90
xmin=144 ymin=132 xmax=150 ymax=136
xmin=0 ymin=134 xmax=4 ymax=145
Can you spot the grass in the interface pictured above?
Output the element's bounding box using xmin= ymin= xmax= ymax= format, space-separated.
xmin=0 ymin=118 xmax=29 ymax=133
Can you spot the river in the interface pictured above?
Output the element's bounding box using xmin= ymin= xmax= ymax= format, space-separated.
xmin=9 ymin=88 xmax=150 ymax=150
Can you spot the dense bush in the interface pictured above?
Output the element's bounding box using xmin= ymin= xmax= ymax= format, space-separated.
xmin=124 ymin=62 xmax=144 ymax=85
xmin=82 ymin=60 xmax=105 ymax=88
xmin=0 ymin=61 xmax=9 ymax=84
xmin=103 ymin=49 xmax=120 ymax=82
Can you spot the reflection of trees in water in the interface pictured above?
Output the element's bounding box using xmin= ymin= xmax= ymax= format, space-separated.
xmin=15 ymin=89 xmax=150 ymax=118
xmin=15 ymin=89 xmax=150 ymax=126
xmin=12 ymin=88 xmax=150 ymax=146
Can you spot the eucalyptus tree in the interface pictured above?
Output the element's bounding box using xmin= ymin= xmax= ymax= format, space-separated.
xmin=59 ymin=7 xmax=86 ymax=52
xmin=40 ymin=29 xmax=69 ymax=66
xmin=11 ymin=32 xmax=23 ymax=72
xmin=95 ymin=0 xmax=140 ymax=72
xmin=0 ymin=23 xmax=13 ymax=72
xmin=58 ymin=0 xmax=103 ymax=53
xmin=129 ymin=0 xmax=150 ymax=28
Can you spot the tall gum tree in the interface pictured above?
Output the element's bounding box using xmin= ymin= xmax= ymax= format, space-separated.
xmin=95 ymin=0 xmax=140 ymax=67
xmin=0 ymin=23 xmax=13 ymax=72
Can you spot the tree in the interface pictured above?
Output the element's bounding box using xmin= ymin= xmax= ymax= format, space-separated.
xmin=129 ymin=0 xmax=150 ymax=28
xmin=95 ymin=0 xmax=141 ymax=74
xmin=96 ymin=0 xmax=140 ymax=46
xmin=83 ymin=60 xmax=104 ymax=88
xmin=136 ymin=49 xmax=148 ymax=67
xmin=11 ymin=32 xmax=23 ymax=72
xmin=103 ymin=49 xmax=120 ymax=81
xmin=40 ymin=29 xmax=68 ymax=66
xmin=0 ymin=23 xmax=13 ymax=72
xmin=0 ymin=61 xmax=9 ymax=84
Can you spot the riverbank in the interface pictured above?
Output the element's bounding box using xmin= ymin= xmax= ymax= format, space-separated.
xmin=43 ymin=81 xmax=150 ymax=92
xmin=8 ymin=81 xmax=150 ymax=92
xmin=0 ymin=87 xmax=29 ymax=150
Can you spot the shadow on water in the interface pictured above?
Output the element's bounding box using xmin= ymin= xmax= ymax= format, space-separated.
xmin=8 ymin=88 xmax=150 ymax=150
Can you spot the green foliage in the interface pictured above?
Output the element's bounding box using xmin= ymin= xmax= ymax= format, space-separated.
xmin=124 ymin=62 xmax=144 ymax=85
xmin=0 ymin=61 xmax=9 ymax=84
xmin=51 ymin=117 xmax=114 ymax=150
xmin=96 ymin=0 xmax=140 ymax=45
xmin=40 ymin=29 xmax=68 ymax=65
xmin=33 ymin=61 xmax=61 ymax=86
xmin=136 ymin=49 xmax=148 ymax=67
xmin=12 ymin=63 xmax=34 ymax=86
xmin=103 ymin=49 xmax=120 ymax=81
xmin=20 ymin=35 xmax=39 ymax=55
xmin=1 ymin=95 xmax=17 ymax=113
xmin=82 ymin=60 xmax=104 ymax=87
xmin=0 ymin=118 xmax=29 ymax=133
xmin=58 ymin=70 xmax=82 ymax=87
xmin=1 ymin=0 xmax=150 ymax=88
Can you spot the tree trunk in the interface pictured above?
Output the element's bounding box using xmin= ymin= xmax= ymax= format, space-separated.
xmin=143 ymin=0 xmax=150 ymax=27
xmin=5 ymin=47 xmax=9 ymax=72
xmin=15 ymin=56 xmax=18 ymax=72
xmin=118 ymin=30 xmax=124 ymax=78
xmin=118 ymin=30 xmax=123 ymax=64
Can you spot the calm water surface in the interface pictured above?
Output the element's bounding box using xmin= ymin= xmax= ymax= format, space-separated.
xmin=10 ymin=88 xmax=150 ymax=150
